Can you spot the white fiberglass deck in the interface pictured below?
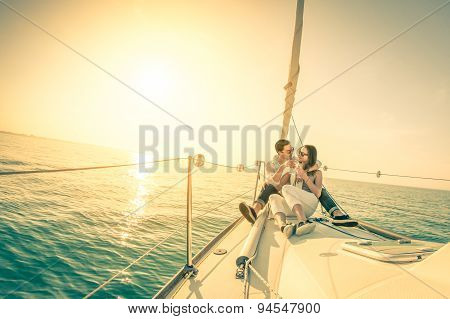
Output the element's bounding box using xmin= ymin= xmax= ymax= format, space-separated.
xmin=168 ymin=215 xmax=448 ymax=299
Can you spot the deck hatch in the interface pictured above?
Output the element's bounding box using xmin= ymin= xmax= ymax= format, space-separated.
xmin=342 ymin=240 xmax=437 ymax=263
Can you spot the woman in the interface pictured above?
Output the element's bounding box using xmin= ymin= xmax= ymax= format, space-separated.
xmin=283 ymin=145 xmax=322 ymax=236
xmin=269 ymin=145 xmax=322 ymax=238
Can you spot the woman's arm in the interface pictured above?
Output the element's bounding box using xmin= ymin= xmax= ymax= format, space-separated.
xmin=300 ymin=170 xmax=323 ymax=198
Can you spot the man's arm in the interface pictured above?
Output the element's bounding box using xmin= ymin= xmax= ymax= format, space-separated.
xmin=265 ymin=162 xmax=287 ymax=184
xmin=307 ymin=160 xmax=322 ymax=172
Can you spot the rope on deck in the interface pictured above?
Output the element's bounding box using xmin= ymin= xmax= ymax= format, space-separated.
xmin=247 ymin=263 xmax=283 ymax=299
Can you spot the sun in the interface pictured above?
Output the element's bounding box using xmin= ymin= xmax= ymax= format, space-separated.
xmin=131 ymin=60 xmax=175 ymax=98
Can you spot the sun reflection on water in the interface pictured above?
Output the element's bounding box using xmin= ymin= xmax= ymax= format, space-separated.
xmin=117 ymin=153 xmax=158 ymax=246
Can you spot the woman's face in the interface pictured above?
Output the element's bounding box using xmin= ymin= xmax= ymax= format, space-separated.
xmin=297 ymin=147 xmax=309 ymax=163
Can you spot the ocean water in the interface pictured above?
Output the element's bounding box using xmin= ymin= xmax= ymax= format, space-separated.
xmin=0 ymin=132 xmax=449 ymax=299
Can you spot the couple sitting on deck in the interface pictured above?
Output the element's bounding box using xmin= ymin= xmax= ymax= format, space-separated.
xmin=239 ymin=139 xmax=357 ymax=238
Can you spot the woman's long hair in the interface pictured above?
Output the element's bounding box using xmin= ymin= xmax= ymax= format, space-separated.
xmin=299 ymin=145 xmax=317 ymax=171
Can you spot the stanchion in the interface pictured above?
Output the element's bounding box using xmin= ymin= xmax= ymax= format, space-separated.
xmin=253 ymin=161 xmax=262 ymax=203
xmin=183 ymin=156 xmax=198 ymax=278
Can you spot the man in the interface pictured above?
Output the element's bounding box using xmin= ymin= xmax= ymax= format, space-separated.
xmin=239 ymin=139 xmax=295 ymax=223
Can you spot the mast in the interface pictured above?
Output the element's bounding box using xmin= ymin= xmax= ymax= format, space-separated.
xmin=280 ymin=0 xmax=305 ymax=139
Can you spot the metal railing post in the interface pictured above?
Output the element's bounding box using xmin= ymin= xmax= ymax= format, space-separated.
xmin=183 ymin=156 xmax=198 ymax=278
xmin=263 ymin=161 xmax=266 ymax=182
xmin=186 ymin=155 xmax=193 ymax=266
xmin=252 ymin=161 xmax=262 ymax=203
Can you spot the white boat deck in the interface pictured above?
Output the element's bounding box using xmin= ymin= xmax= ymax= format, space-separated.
xmin=169 ymin=215 xmax=448 ymax=299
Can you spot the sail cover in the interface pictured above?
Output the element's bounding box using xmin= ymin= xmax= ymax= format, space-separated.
xmin=280 ymin=0 xmax=305 ymax=139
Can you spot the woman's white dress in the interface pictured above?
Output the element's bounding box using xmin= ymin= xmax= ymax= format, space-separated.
xmin=282 ymin=184 xmax=318 ymax=218
xmin=268 ymin=174 xmax=319 ymax=218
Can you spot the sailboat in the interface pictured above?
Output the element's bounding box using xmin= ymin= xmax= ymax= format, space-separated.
xmin=153 ymin=0 xmax=450 ymax=299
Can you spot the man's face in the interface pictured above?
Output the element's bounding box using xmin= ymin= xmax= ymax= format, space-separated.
xmin=279 ymin=144 xmax=293 ymax=160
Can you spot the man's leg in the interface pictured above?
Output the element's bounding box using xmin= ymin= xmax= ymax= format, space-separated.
xmin=319 ymin=188 xmax=358 ymax=226
xmin=318 ymin=187 xmax=340 ymax=215
xmin=253 ymin=172 xmax=290 ymax=214
xmin=253 ymin=201 xmax=264 ymax=215
xmin=239 ymin=183 xmax=279 ymax=224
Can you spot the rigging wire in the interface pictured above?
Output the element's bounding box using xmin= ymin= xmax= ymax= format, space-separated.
xmin=315 ymin=219 xmax=380 ymax=241
xmin=2 ymin=163 xmax=251 ymax=299
xmin=83 ymin=226 xmax=185 ymax=299
xmin=0 ymin=168 xmax=198 ymax=299
xmin=322 ymin=190 xmax=448 ymax=298
xmin=204 ymin=161 xmax=256 ymax=170
xmin=324 ymin=167 xmax=450 ymax=182
xmin=323 ymin=185 xmax=388 ymax=241
xmin=289 ymin=117 xmax=448 ymax=183
xmin=319 ymin=192 xmax=387 ymax=241
xmin=260 ymin=0 xmax=450 ymax=129
xmin=0 ymin=158 xmax=186 ymax=176
xmin=324 ymin=186 xmax=444 ymax=238
xmin=83 ymin=187 xmax=255 ymax=298
xmin=1 ymin=158 xmax=257 ymax=296
xmin=291 ymin=116 xmax=304 ymax=147
xmin=287 ymin=119 xmax=448 ymax=182
xmin=0 ymin=0 xmax=190 ymax=128
xmin=332 ymin=194 xmax=444 ymax=222
xmin=0 ymin=159 xmax=257 ymax=176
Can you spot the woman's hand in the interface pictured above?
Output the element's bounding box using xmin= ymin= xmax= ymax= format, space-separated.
xmin=296 ymin=166 xmax=307 ymax=179
xmin=286 ymin=160 xmax=296 ymax=168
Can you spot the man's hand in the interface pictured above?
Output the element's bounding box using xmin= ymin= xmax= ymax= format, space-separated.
xmin=286 ymin=160 xmax=296 ymax=168
xmin=307 ymin=162 xmax=319 ymax=172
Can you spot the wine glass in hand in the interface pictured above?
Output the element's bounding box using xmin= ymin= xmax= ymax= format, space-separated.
xmin=296 ymin=166 xmax=307 ymax=180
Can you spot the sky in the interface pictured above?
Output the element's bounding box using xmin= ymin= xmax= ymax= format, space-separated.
xmin=0 ymin=0 xmax=449 ymax=190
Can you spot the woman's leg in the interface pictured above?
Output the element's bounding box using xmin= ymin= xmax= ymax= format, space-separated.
xmin=293 ymin=203 xmax=315 ymax=236
xmin=269 ymin=194 xmax=295 ymax=238
xmin=292 ymin=203 xmax=307 ymax=223
xmin=282 ymin=185 xmax=317 ymax=236
xmin=283 ymin=185 xmax=318 ymax=218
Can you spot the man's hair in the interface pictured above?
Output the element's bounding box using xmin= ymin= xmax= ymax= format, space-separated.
xmin=275 ymin=139 xmax=290 ymax=154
